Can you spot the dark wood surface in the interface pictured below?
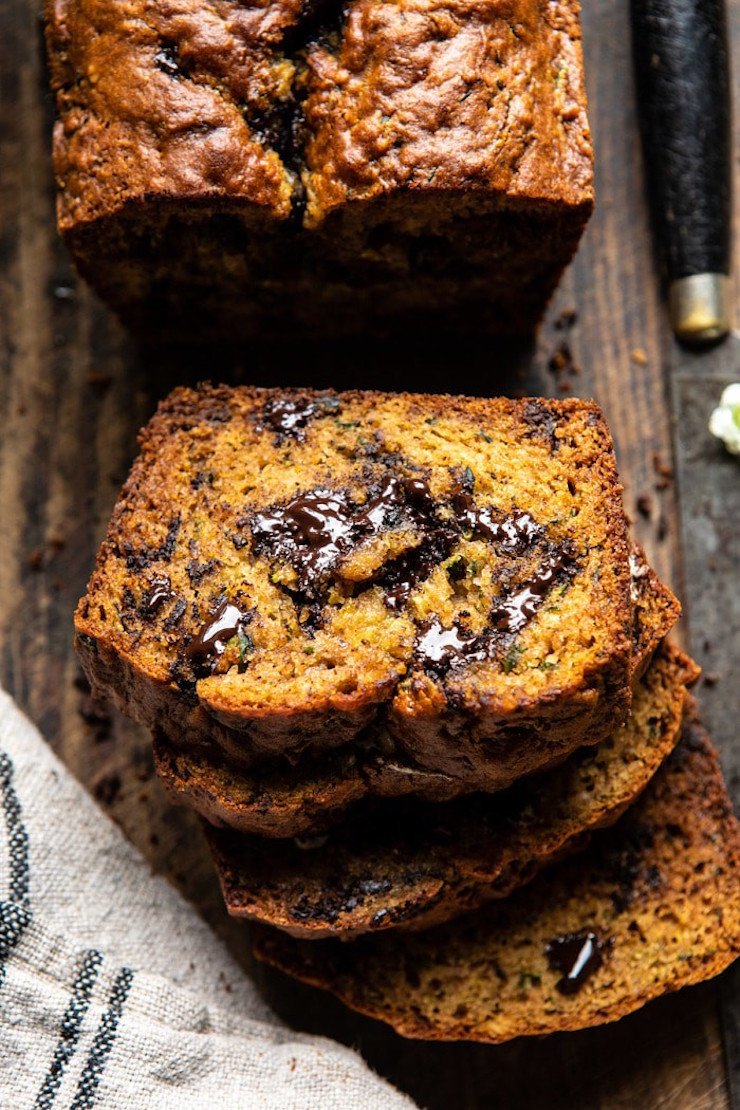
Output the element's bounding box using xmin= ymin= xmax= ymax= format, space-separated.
xmin=1 ymin=2 xmax=738 ymax=1107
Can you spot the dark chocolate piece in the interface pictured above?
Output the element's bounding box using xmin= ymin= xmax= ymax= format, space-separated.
xmin=259 ymin=393 xmax=340 ymax=441
xmin=414 ymin=546 xmax=576 ymax=676
xmin=250 ymin=475 xmax=438 ymax=595
xmin=187 ymin=599 xmax=251 ymax=671
xmin=489 ymin=548 xmax=575 ymax=636
xmin=545 ymin=931 xmax=609 ymax=995
xmin=251 ymin=488 xmax=357 ymax=589
xmin=251 ymin=470 xmax=572 ymax=634
xmin=140 ymin=574 xmax=172 ymax=618
xmin=454 ymin=495 xmax=542 ymax=551
xmin=414 ymin=617 xmax=488 ymax=673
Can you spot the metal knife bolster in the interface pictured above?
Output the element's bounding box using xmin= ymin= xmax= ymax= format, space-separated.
xmin=631 ymin=0 xmax=732 ymax=342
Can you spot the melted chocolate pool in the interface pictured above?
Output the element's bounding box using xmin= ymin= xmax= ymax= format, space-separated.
xmin=252 ymin=488 xmax=356 ymax=587
xmin=249 ymin=469 xmax=575 ymax=653
xmin=455 ymin=495 xmax=542 ymax=550
xmin=250 ymin=475 xmax=439 ymax=596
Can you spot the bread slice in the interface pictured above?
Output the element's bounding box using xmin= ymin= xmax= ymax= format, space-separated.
xmin=76 ymin=385 xmax=632 ymax=788
xmin=153 ymin=547 xmax=679 ymax=837
xmin=206 ymin=644 xmax=697 ymax=938
xmin=254 ymin=700 xmax=740 ymax=1042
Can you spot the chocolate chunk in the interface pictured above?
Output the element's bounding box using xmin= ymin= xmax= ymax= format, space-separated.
xmin=454 ymin=494 xmax=542 ymax=551
xmin=252 ymin=488 xmax=357 ymax=589
xmin=163 ymin=597 xmax=187 ymax=630
xmin=545 ymin=931 xmax=609 ymax=995
xmin=522 ymin=400 xmax=560 ymax=447
xmin=489 ymin=547 xmax=575 ymax=635
xmin=414 ymin=544 xmax=575 ymax=677
xmin=414 ymin=617 xmax=488 ymax=674
xmin=186 ymin=558 xmax=219 ymax=583
xmin=251 ymin=474 xmax=440 ymax=596
xmin=259 ymin=393 xmax=340 ymax=441
xmin=140 ymin=574 xmax=172 ymax=618
xmin=187 ymin=599 xmax=252 ymax=672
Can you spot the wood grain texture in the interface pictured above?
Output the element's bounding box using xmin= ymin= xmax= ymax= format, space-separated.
xmin=0 ymin=2 xmax=737 ymax=1108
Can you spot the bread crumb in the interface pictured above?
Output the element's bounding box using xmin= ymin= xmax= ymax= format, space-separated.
xmin=94 ymin=772 xmax=122 ymax=805
xmin=554 ymin=308 xmax=578 ymax=331
xmin=652 ymin=453 xmax=673 ymax=491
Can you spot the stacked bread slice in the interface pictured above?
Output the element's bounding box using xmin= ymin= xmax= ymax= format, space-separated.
xmin=75 ymin=384 xmax=739 ymax=1042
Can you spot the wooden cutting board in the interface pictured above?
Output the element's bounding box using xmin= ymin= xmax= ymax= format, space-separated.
xmin=0 ymin=1 xmax=738 ymax=1106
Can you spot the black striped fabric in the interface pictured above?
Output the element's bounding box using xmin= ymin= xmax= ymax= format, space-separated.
xmin=1 ymin=749 xmax=134 ymax=1108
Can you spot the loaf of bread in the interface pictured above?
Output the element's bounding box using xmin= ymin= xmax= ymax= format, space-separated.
xmin=154 ymin=544 xmax=680 ymax=837
xmin=254 ymin=703 xmax=740 ymax=1041
xmin=207 ymin=644 xmax=697 ymax=937
xmin=75 ymin=385 xmax=634 ymax=800
xmin=45 ymin=0 xmax=593 ymax=339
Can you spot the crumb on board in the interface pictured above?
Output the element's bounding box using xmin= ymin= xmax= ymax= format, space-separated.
xmin=553 ymin=307 xmax=578 ymax=331
xmin=94 ymin=772 xmax=122 ymax=806
xmin=652 ymin=452 xmax=673 ymax=490
xmin=545 ymin=339 xmax=582 ymax=393
xmin=636 ymin=494 xmax=653 ymax=519
xmin=87 ymin=371 xmax=112 ymax=389
xmin=27 ymin=547 xmax=44 ymax=571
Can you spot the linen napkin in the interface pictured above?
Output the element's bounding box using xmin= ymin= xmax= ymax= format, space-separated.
xmin=0 ymin=688 xmax=415 ymax=1109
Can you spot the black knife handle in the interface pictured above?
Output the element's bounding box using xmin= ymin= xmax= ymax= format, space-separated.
xmin=631 ymin=0 xmax=732 ymax=341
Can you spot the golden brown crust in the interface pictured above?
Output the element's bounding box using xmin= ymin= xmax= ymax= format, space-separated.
xmin=302 ymin=0 xmax=593 ymax=227
xmin=254 ymin=700 xmax=740 ymax=1042
xmin=46 ymin=0 xmax=298 ymax=228
xmin=206 ymin=644 xmax=698 ymax=938
xmin=76 ymin=385 xmax=633 ymax=790
xmin=46 ymin=0 xmax=593 ymax=338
